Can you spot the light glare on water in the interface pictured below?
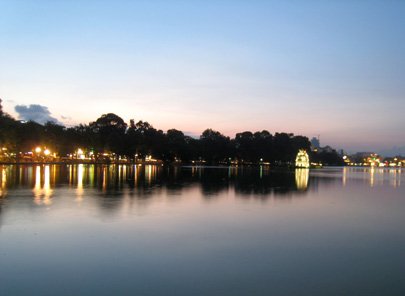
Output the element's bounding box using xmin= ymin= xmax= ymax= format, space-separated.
xmin=0 ymin=165 xmax=404 ymax=296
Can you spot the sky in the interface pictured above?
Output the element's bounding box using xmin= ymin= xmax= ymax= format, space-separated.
xmin=0 ymin=0 xmax=404 ymax=154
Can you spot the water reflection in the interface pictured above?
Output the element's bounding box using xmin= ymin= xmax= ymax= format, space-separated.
xmin=389 ymin=168 xmax=401 ymax=188
xmin=295 ymin=168 xmax=309 ymax=191
xmin=0 ymin=165 xmax=313 ymax=199
xmin=357 ymin=167 xmax=402 ymax=188
xmin=1 ymin=165 xmax=404 ymax=296
xmin=0 ymin=165 xmax=403 ymax=202
xmin=0 ymin=164 xmax=405 ymax=295
xmin=0 ymin=166 xmax=6 ymax=198
xmin=32 ymin=165 xmax=53 ymax=205
xmin=76 ymin=164 xmax=84 ymax=202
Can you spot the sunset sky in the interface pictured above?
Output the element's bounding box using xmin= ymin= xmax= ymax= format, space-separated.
xmin=1 ymin=0 xmax=404 ymax=154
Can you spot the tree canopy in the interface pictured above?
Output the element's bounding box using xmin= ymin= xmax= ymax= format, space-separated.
xmin=0 ymin=105 xmax=341 ymax=165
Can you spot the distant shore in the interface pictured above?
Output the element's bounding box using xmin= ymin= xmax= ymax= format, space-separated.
xmin=0 ymin=160 xmax=163 ymax=165
xmin=0 ymin=160 xmax=343 ymax=168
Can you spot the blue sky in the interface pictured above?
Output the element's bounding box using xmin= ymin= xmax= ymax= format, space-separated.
xmin=0 ymin=0 xmax=404 ymax=153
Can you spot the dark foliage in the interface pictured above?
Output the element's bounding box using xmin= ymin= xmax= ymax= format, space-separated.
xmin=0 ymin=102 xmax=340 ymax=165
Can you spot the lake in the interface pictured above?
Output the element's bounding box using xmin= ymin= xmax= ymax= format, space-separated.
xmin=0 ymin=165 xmax=404 ymax=295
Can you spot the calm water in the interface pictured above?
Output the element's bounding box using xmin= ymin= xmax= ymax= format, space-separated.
xmin=0 ymin=165 xmax=404 ymax=296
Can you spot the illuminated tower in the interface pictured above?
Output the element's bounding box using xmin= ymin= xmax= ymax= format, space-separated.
xmin=295 ymin=150 xmax=310 ymax=168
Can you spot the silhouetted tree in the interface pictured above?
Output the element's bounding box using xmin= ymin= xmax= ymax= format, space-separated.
xmin=166 ymin=129 xmax=187 ymax=161
xmin=273 ymin=133 xmax=293 ymax=163
xmin=310 ymin=149 xmax=344 ymax=166
xmin=291 ymin=135 xmax=311 ymax=156
xmin=253 ymin=130 xmax=273 ymax=161
xmin=200 ymin=129 xmax=231 ymax=163
xmin=235 ymin=131 xmax=255 ymax=162
xmin=0 ymin=109 xmax=335 ymax=166
xmin=90 ymin=113 xmax=127 ymax=156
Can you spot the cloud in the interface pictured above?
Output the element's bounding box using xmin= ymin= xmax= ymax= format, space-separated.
xmin=14 ymin=104 xmax=61 ymax=124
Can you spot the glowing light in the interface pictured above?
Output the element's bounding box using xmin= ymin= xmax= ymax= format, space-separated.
xmin=43 ymin=165 xmax=52 ymax=205
xmin=369 ymin=167 xmax=375 ymax=187
xmin=295 ymin=150 xmax=310 ymax=168
xmin=146 ymin=165 xmax=152 ymax=184
xmin=342 ymin=167 xmax=347 ymax=186
xmin=33 ymin=165 xmax=53 ymax=205
xmin=295 ymin=168 xmax=309 ymax=190
xmin=35 ymin=147 xmax=42 ymax=153
xmin=102 ymin=167 xmax=107 ymax=191
xmin=33 ymin=166 xmax=42 ymax=202
xmin=76 ymin=164 xmax=84 ymax=202
xmin=0 ymin=167 xmax=7 ymax=197
xmin=44 ymin=149 xmax=51 ymax=156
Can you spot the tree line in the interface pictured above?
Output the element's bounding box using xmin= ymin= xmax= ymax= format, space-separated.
xmin=0 ymin=102 xmax=343 ymax=165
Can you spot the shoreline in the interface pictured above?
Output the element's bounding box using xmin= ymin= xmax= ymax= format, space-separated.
xmin=0 ymin=161 xmax=348 ymax=168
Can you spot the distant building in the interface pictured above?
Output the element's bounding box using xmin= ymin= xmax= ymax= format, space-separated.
xmin=310 ymin=137 xmax=320 ymax=150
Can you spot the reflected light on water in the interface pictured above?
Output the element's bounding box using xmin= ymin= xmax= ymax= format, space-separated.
xmin=1 ymin=165 xmax=402 ymax=201
xmin=134 ymin=165 xmax=138 ymax=186
xmin=102 ymin=166 xmax=107 ymax=191
xmin=68 ymin=165 xmax=73 ymax=186
xmin=33 ymin=165 xmax=53 ymax=205
xmin=342 ymin=167 xmax=347 ymax=186
xmin=146 ymin=165 xmax=152 ymax=185
xmin=295 ymin=169 xmax=309 ymax=191
xmin=0 ymin=166 xmax=7 ymax=197
xmin=89 ymin=165 xmax=94 ymax=186
xmin=33 ymin=166 xmax=41 ymax=203
xmin=43 ymin=165 xmax=52 ymax=205
xmin=398 ymin=169 xmax=401 ymax=188
xmin=1 ymin=165 xmax=405 ymax=296
xmin=342 ymin=167 xmax=403 ymax=188
xmin=121 ymin=165 xmax=127 ymax=181
xmin=191 ymin=166 xmax=202 ymax=178
xmin=371 ymin=167 xmax=403 ymax=188
xmin=390 ymin=169 xmax=401 ymax=188
xmin=370 ymin=167 xmax=375 ymax=187
xmin=76 ymin=164 xmax=84 ymax=202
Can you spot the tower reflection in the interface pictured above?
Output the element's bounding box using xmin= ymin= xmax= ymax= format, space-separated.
xmin=295 ymin=169 xmax=309 ymax=191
